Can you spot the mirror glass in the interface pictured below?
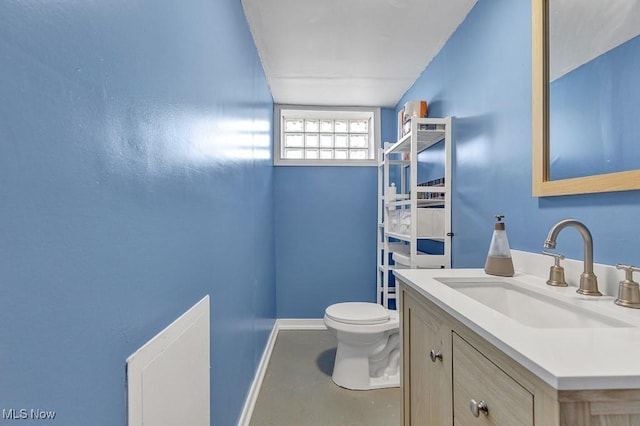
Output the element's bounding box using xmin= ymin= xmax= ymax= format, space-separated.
xmin=548 ymin=1 xmax=640 ymax=181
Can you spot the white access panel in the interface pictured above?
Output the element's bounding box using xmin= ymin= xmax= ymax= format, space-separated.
xmin=127 ymin=295 xmax=210 ymax=426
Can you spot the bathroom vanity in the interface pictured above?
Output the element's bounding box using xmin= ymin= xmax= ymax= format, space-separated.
xmin=396 ymin=269 xmax=640 ymax=426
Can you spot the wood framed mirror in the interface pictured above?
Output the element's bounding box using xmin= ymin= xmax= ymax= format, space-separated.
xmin=532 ymin=0 xmax=640 ymax=197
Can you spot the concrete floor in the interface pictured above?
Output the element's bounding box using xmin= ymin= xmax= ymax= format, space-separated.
xmin=249 ymin=329 xmax=401 ymax=426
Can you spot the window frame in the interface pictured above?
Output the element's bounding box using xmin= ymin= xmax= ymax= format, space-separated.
xmin=274 ymin=104 xmax=380 ymax=166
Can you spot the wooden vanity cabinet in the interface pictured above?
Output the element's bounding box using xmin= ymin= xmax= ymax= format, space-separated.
xmin=402 ymin=289 xmax=452 ymax=425
xmin=400 ymin=283 xmax=640 ymax=426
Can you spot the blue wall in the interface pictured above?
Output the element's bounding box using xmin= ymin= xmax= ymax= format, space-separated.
xmin=0 ymin=1 xmax=275 ymax=425
xmin=550 ymin=34 xmax=640 ymax=180
xmin=5 ymin=0 xmax=640 ymax=422
xmin=398 ymin=0 xmax=640 ymax=268
xmin=274 ymin=108 xmax=396 ymax=318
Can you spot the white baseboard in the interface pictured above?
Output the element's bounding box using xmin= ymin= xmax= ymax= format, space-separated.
xmin=275 ymin=318 xmax=327 ymax=330
xmin=237 ymin=324 xmax=278 ymax=426
xmin=237 ymin=318 xmax=326 ymax=425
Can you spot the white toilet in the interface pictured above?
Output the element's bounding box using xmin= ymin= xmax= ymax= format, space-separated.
xmin=323 ymin=302 xmax=400 ymax=390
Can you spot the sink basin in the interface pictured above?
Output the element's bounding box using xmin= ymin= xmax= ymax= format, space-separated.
xmin=436 ymin=278 xmax=632 ymax=329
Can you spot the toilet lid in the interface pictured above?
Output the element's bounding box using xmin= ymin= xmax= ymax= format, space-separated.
xmin=325 ymin=302 xmax=390 ymax=325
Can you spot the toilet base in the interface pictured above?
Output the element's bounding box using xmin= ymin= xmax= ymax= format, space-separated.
xmin=332 ymin=370 xmax=400 ymax=390
xmin=368 ymin=372 xmax=401 ymax=390
xmin=330 ymin=332 xmax=401 ymax=390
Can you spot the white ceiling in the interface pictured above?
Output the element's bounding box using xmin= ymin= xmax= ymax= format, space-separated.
xmin=242 ymin=0 xmax=477 ymax=108
xmin=550 ymin=0 xmax=640 ymax=81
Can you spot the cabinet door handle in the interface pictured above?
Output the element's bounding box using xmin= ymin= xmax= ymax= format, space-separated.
xmin=429 ymin=349 xmax=443 ymax=362
xmin=469 ymin=399 xmax=489 ymax=417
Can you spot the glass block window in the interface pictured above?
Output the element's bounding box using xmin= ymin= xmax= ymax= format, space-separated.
xmin=275 ymin=106 xmax=379 ymax=166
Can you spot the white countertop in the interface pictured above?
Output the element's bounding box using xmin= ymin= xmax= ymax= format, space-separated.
xmin=394 ymin=268 xmax=640 ymax=391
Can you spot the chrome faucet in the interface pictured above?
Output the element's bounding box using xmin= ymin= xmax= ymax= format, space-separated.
xmin=543 ymin=219 xmax=602 ymax=296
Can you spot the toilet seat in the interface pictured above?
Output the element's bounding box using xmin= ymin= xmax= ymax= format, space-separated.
xmin=325 ymin=302 xmax=390 ymax=325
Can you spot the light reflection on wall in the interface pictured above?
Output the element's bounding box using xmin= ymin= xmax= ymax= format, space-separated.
xmin=191 ymin=117 xmax=272 ymax=162
xmin=456 ymin=135 xmax=489 ymax=168
xmin=104 ymin=107 xmax=272 ymax=172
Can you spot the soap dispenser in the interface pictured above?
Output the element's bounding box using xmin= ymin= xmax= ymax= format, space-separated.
xmin=484 ymin=215 xmax=515 ymax=277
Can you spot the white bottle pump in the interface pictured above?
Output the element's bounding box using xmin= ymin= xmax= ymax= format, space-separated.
xmin=484 ymin=215 xmax=515 ymax=277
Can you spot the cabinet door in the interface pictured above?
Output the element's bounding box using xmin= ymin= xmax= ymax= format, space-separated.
xmin=453 ymin=333 xmax=533 ymax=426
xmin=403 ymin=293 xmax=452 ymax=426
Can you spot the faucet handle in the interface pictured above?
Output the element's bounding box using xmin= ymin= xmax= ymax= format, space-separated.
xmin=616 ymin=264 xmax=640 ymax=277
xmin=542 ymin=251 xmax=568 ymax=287
xmin=543 ymin=251 xmax=565 ymax=263
xmin=615 ymin=264 xmax=640 ymax=309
